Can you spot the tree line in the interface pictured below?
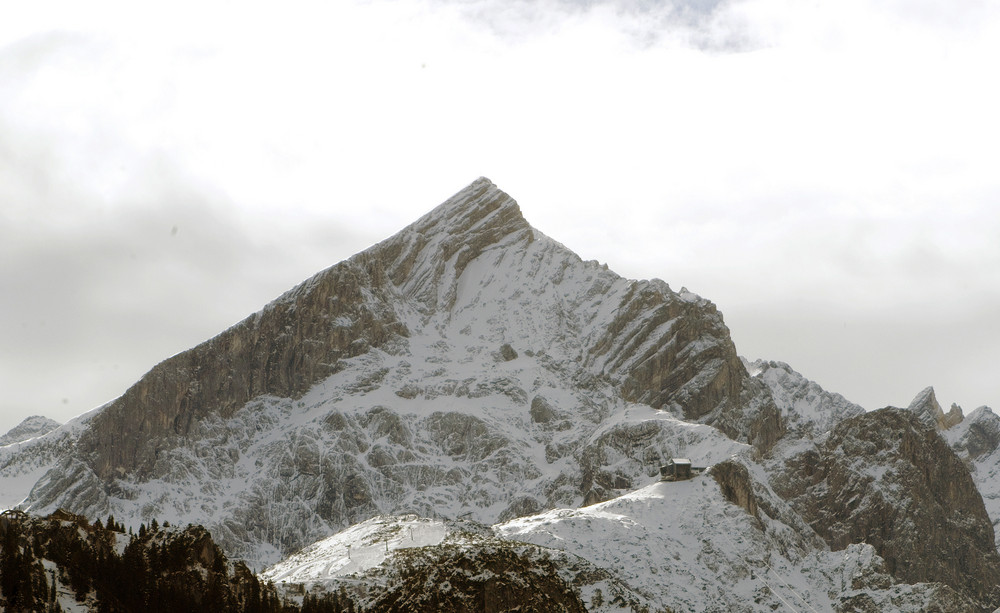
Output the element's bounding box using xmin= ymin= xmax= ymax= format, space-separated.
xmin=0 ymin=509 xmax=356 ymax=613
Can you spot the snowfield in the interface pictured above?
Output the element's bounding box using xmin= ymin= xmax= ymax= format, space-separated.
xmin=261 ymin=515 xmax=447 ymax=583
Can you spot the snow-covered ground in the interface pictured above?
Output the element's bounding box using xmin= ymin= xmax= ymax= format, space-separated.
xmin=259 ymin=469 xmax=953 ymax=613
xmin=497 ymin=475 xmax=836 ymax=613
xmin=261 ymin=515 xmax=447 ymax=584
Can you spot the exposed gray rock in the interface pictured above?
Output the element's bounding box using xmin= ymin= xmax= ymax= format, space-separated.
xmin=770 ymin=408 xmax=1000 ymax=609
xmin=710 ymin=460 xmax=759 ymax=520
xmin=588 ymin=282 xmax=784 ymax=453
xmin=529 ymin=396 xmax=557 ymax=424
xmin=497 ymin=496 xmax=543 ymax=522
xmin=499 ymin=343 xmax=518 ymax=362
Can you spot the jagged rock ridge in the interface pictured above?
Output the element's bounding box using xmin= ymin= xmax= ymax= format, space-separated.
xmin=71 ymin=179 xmax=778 ymax=482
xmin=908 ymin=386 xmax=964 ymax=431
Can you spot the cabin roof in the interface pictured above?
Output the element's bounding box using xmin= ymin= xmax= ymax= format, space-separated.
xmin=670 ymin=458 xmax=692 ymax=465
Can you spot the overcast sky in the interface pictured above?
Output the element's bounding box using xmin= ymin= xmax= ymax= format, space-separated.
xmin=2 ymin=0 xmax=998 ymax=435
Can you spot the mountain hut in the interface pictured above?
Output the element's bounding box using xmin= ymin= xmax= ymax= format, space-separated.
xmin=660 ymin=458 xmax=693 ymax=481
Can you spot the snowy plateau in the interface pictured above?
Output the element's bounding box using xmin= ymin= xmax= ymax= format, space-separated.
xmin=3 ymin=178 xmax=1000 ymax=612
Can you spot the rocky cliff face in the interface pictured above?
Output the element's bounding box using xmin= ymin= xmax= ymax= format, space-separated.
xmin=78 ymin=243 xmax=409 ymax=481
xmin=769 ymin=408 xmax=1000 ymax=609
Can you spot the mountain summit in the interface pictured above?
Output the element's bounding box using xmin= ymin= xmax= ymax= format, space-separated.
xmin=2 ymin=178 xmax=997 ymax=612
xmin=8 ymin=178 xmax=779 ymax=559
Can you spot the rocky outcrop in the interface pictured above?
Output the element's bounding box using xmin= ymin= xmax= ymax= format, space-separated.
xmin=836 ymin=583 xmax=982 ymax=613
xmin=351 ymin=535 xmax=655 ymax=613
xmin=710 ymin=460 xmax=759 ymax=520
xmin=770 ymin=408 xmax=1000 ymax=609
xmin=363 ymin=541 xmax=588 ymax=613
xmin=907 ymin=386 xmax=963 ymax=431
xmin=587 ymin=282 xmax=784 ymax=453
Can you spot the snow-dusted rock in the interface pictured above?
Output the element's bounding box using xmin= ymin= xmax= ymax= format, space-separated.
xmin=7 ymin=178 xmax=777 ymax=568
xmin=945 ymin=405 xmax=1000 ymax=551
xmin=745 ymin=359 xmax=864 ymax=438
xmin=261 ymin=514 xmax=654 ymax=613
xmin=0 ymin=415 xmax=61 ymax=447
xmin=3 ymin=178 xmax=998 ymax=610
xmin=768 ymin=408 xmax=1000 ymax=608
xmin=907 ymin=386 xmax=964 ymax=431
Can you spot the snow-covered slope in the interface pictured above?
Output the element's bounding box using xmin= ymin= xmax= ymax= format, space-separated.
xmin=261 ymin=513 xmax=658 ymax=613
xmin=261 ymin=514 xmax=448 ymax=583
xmin=499 ymin=472 xmax=981 ymax=612
xmin=262 ymin=468 xmax=978 ymax=613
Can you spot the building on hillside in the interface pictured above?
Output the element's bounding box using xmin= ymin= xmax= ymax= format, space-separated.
xmin=660 ymin=458 xmax=693 ymax=481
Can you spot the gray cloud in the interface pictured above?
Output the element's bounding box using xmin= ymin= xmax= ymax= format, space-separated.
xmin=439 ymin=0 xmax=758 ymax=51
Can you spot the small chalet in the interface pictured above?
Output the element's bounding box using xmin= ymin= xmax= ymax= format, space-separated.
xmin=660 ymin=458 xmax=693 ymax=482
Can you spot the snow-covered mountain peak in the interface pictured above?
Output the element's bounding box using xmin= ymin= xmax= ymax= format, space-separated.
xmin=357 ymin=176 xmax=535 ymax=314
xmin=400 ymin=176 xmax=524 ymax=243
xmin=6 ymin=178 xmax=785 ymax=567
xmin=945 ymin=405 xmax=1000 ymax=460
xmin=906 ymin=385 xmax=963 ymax=430
xmin=9 ymin=178 xmax=996 ymax=610
xmin=744 ymin=358 xmax=863 ymax=438
xmin=0 ymin=415 xmax=61 ymax=447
